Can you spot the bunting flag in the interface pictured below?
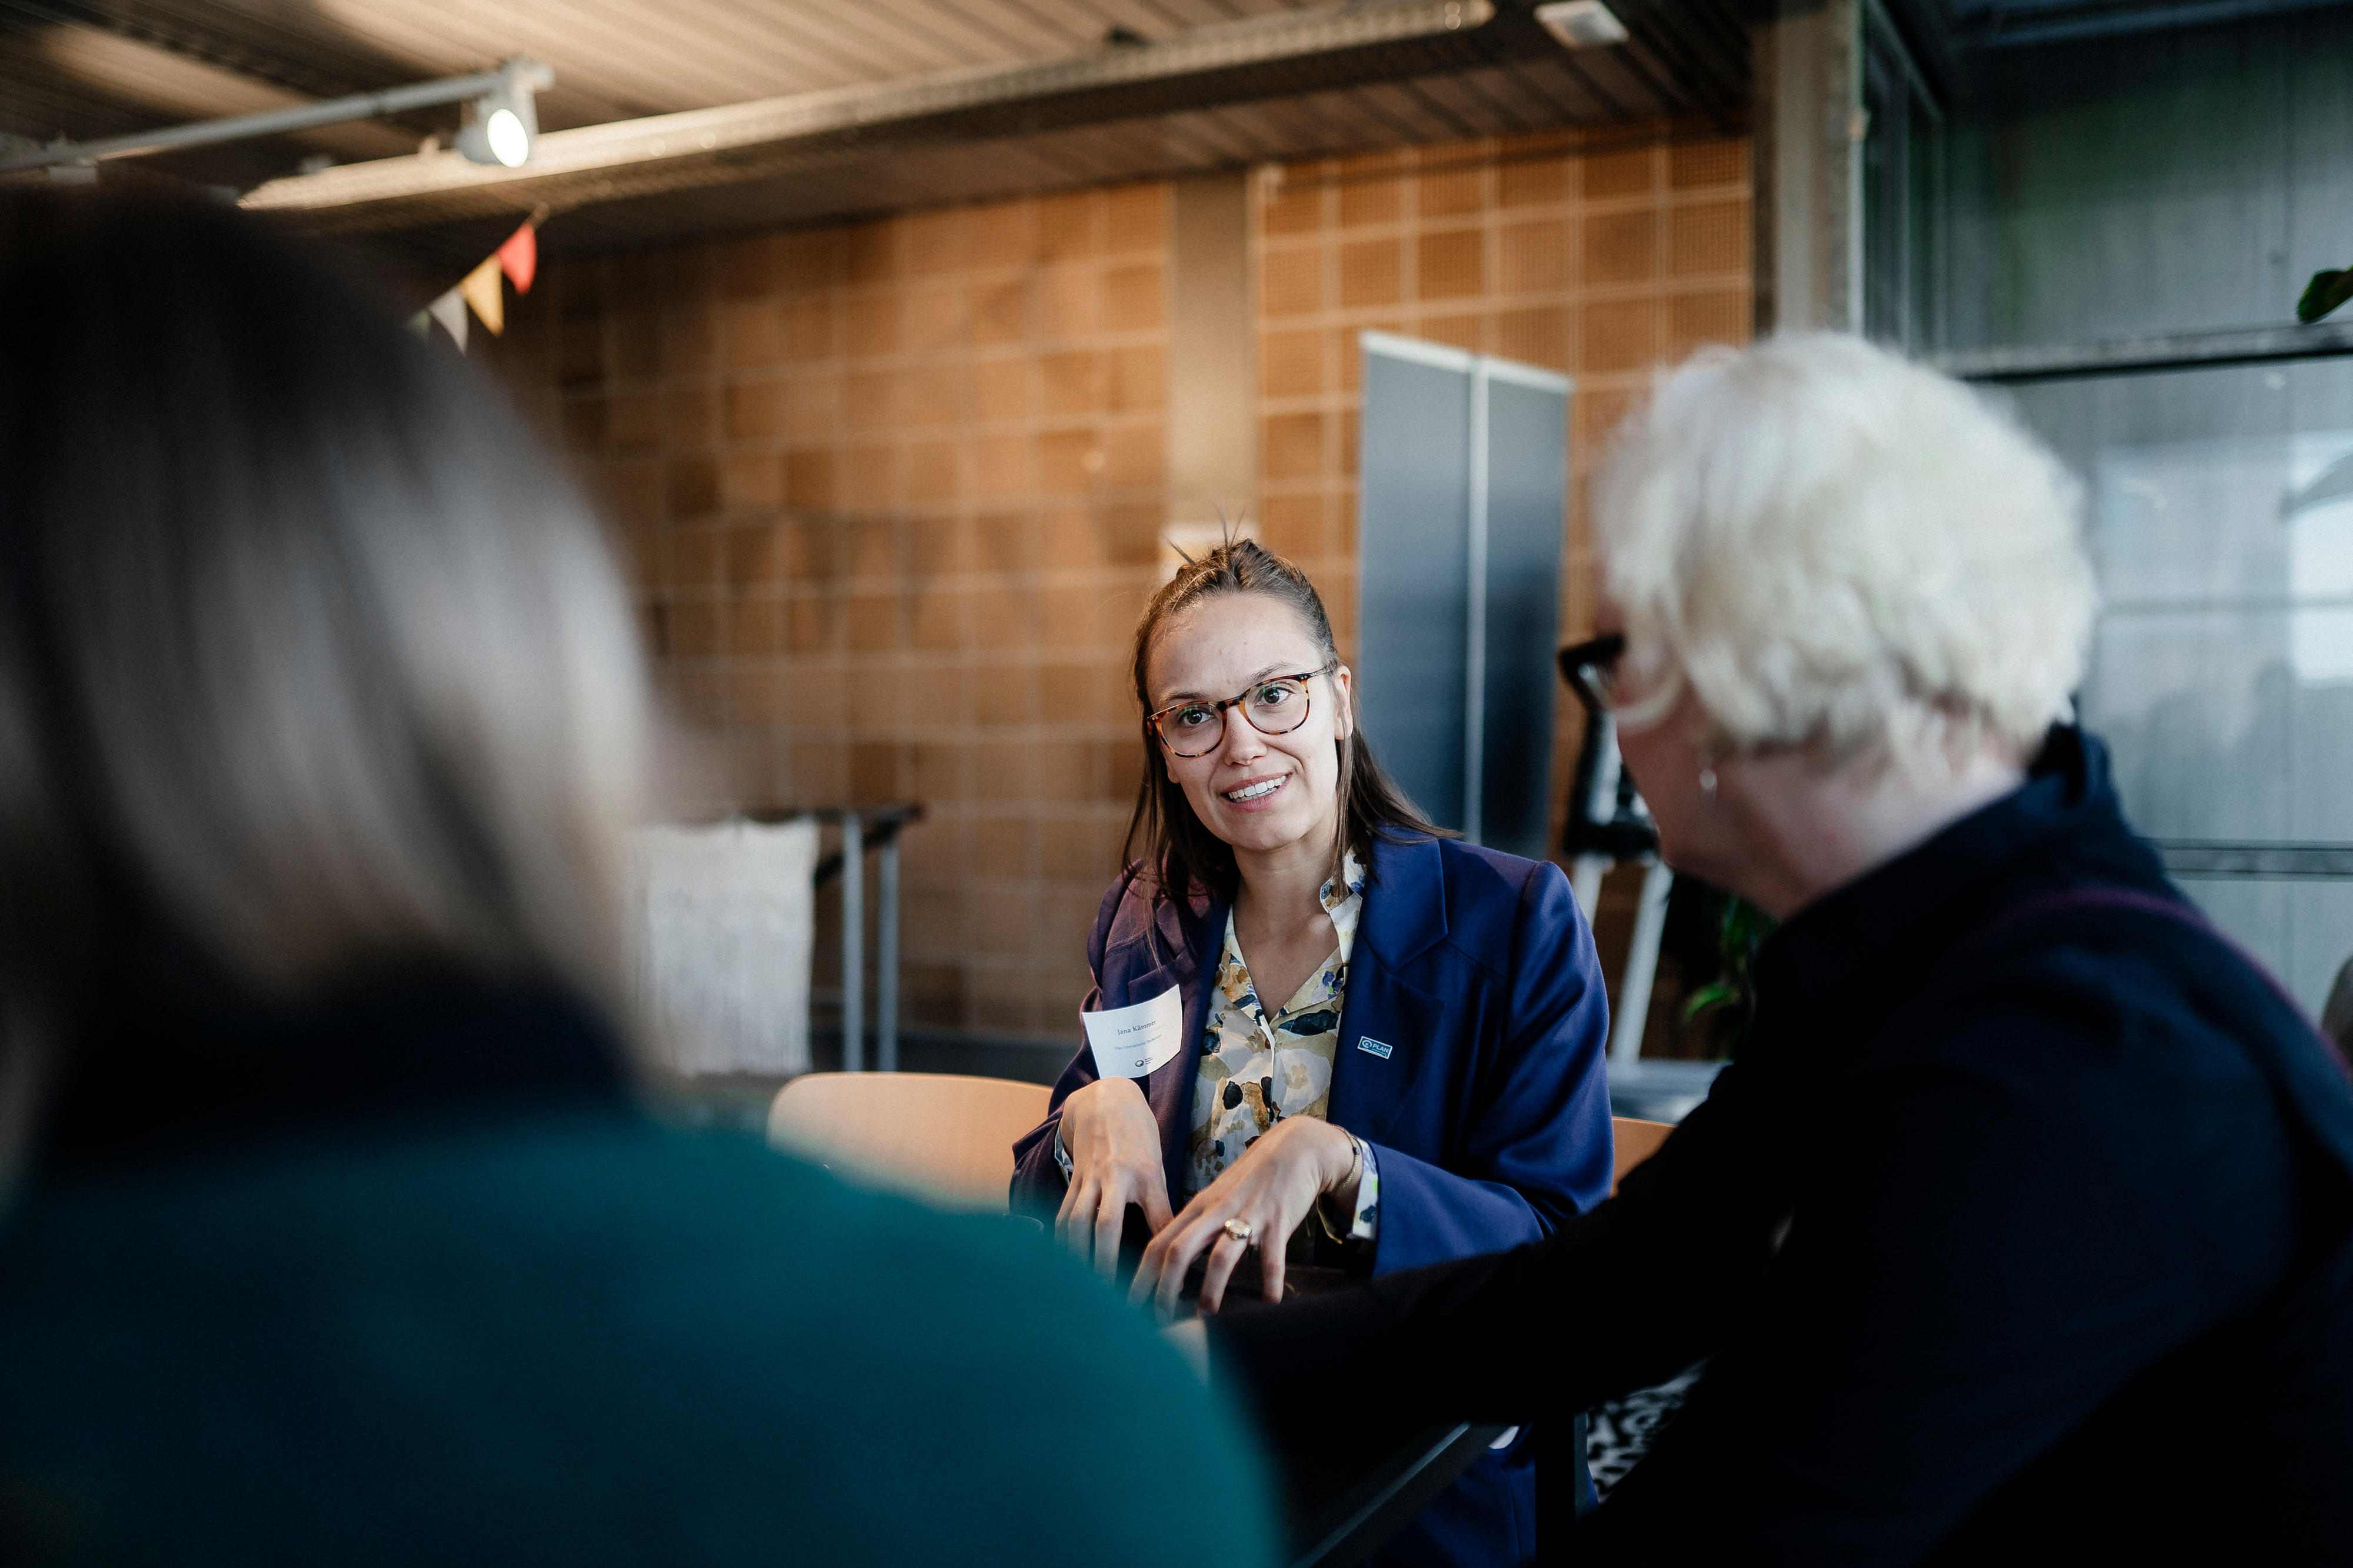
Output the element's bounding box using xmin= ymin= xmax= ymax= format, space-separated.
xmin=425 ymin=288 xmax=468 ymax=352
xmin=496 ymin=220 xmax=538 ymax=296
xmin=414 ymin=213 xmax=545 ymax=355
xmin=458 ymin=254 xmax=504 ymax=338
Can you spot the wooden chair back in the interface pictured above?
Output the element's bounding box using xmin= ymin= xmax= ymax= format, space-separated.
xmin=767 ymin=1072 xmax=1051 ymax=1210
xmin=1611 ymin=1116 xmax=1675 ymax=1195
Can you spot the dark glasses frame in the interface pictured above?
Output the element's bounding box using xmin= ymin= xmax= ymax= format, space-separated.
xmin=1556 ymin=633 xmax=1627 ymax=715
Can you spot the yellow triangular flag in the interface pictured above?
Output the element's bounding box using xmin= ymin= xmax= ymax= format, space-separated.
xmin=458 ymin=253 xmax=504 ymax=337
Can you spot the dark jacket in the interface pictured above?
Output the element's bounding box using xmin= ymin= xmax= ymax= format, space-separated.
xmin=1012 ymin=832 xmax=1615 ymax=1568
xmin=0 ymin=970 xmax=1273 ymax=1567
xmin=1209 ymin=729 xmax=2353 ymax=1565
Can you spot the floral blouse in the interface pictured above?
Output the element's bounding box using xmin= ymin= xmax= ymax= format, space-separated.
xmin=1184 ymin=852 xmax=1380 ymax=1253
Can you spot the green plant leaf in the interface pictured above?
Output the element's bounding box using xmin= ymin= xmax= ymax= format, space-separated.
xmin=1682 ymin=979 xmax=1739 ymax=1023
xmin=2298 ymin=268 xmax=2353 ymax=325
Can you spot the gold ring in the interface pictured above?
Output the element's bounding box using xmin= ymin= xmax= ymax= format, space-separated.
xmin=1222 ymin=1217 xmax=1254 ymax=1245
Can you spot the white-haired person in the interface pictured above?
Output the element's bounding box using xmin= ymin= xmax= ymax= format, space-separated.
xmin=0 ymin=194 xmax=1269 ymax=1567
xmin=1198 ymin=334 xmax=2353 ymax=1563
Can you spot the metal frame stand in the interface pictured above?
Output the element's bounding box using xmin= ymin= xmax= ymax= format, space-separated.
xmin=1611 ymin=860 xmax=1674 ymax=1066
xmin=744 ymin=802 xmax=922 ymax=1074
xmin=1560 ymin=706 xmax=1674 ymax=1059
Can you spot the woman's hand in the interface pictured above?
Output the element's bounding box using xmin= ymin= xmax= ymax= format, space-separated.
xmin=1054 ymin=1077 xmax=1176 ymax=1280
xmin=1129 ymin=1116 xmax=1358 ymax=1320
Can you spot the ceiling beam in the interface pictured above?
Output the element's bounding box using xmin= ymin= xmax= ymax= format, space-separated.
xmin=242 ymin=0 xmax=1537 ymax=231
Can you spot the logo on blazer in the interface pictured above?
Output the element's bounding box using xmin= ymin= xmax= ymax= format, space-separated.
xmin=1357 ymin=1037 xmax=1395 ymax=1059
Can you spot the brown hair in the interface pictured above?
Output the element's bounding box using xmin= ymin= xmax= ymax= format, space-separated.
xmin=1123 ymin=539 xmax=1445 ymax=904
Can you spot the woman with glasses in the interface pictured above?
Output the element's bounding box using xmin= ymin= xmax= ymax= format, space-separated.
xmin=1011 ymin=539 xmax=1615 ymax=1568
xmin=1198 ymin=336 xmax=2353 ymax=1562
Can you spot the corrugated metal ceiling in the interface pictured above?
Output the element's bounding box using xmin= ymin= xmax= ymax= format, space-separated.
xmin=2 ymin=0 xmax=1749 ymax=266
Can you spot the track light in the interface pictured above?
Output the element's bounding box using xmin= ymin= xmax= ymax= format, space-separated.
xmin=1535 ymin=1 xmax=1628 ymax=49
xmin=0 ymin=56 xmax=558 ymax=179
xmin=458 ymin=59 xmax=554 ymax=169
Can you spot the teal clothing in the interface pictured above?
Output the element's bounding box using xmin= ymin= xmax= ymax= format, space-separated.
xmin=0 ymin=977 xmax=1271 ymax=1567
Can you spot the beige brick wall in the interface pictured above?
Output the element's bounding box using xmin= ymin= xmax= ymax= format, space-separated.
xmin=510 ymin=123 xmax=1749 ymax=1052
xmin=1248 ymin=125 xmax=1752 ymax=854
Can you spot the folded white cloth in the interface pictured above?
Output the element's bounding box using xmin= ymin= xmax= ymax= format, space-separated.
xmin=632 ymin=818 xmax=818 ymax=1076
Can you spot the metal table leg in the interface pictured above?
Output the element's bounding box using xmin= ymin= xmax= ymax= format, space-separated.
xmin=877 ymin=831 xmax=899 ymax=1073
xmin=842 ymin=812 xmax=863 ymax=1072
xmin=1611 ymin=860 xmax=1674 ymax=1065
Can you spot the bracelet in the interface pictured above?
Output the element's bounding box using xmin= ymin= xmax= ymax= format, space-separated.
xmin=1317 ymin=1130 xmax=1367 ymax=1242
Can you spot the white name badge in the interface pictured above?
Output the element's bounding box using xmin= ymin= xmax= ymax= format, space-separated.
xmin=1081 ymin=983 xmax=1185 ymax=1080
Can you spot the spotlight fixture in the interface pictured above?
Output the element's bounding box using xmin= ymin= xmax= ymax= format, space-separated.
xmin=458 ymin=58 xmax=554 ymax=169
xmin=1535 ymin=0 xmax=1628 ymax=49
xmin=0 ymin=56 xmax=558 ymax=179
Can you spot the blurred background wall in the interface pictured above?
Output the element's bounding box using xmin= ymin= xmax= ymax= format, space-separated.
xmin=487 ymin=124 xmax=1752 ymax=1072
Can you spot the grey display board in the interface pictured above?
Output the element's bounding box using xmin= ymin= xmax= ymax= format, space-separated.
xmin=1356 ymin=332 xmax=1570 ymax=861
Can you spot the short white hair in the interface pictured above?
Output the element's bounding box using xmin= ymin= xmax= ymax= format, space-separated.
xmin=1594 ymin=333 xmax=2096 ymax=768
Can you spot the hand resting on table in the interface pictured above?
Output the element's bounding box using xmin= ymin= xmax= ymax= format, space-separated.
xmin=1053 ymin=1076 xmax=1174 ymax=1279
xmin=1131 ymin=1115 xmax=1361 ymax=1319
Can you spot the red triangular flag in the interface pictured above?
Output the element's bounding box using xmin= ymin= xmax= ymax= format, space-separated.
xmin=495 ymin=222 xmax=538 ymax=296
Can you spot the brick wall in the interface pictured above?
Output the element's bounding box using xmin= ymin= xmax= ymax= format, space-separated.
xmin=1247 ymin=125 xmax=1752 ymax=853
xmin=522 ymin=184 xmax=1172 ymax=1044
xmin=515 ymin=122 xmax=1750 ymax=1056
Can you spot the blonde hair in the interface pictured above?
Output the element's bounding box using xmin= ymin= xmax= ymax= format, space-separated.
xmin=0 ymin=195 xmax=648 ymax=1053
xmin=1594 ymin=333 xmax=2097 ymax=770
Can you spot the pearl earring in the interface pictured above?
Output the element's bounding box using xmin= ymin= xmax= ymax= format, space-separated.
xmin=1698 ymin=763 xmax=1718 ymax=800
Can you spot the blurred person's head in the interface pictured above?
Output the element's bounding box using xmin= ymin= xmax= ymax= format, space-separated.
xmin=1587 ymin=333 xmax=2096 ymax=912
xmin=1125 ymin=538 xmax=1438 ymax=900
xmin=0 ymin=194 xmax=648 ymax=1104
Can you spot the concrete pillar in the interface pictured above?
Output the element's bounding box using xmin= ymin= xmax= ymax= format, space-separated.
xmin=1166 ymin=172 xmax=1257 ymax=542
xmin=1752 ymin=0 xmax=1865 ymax=335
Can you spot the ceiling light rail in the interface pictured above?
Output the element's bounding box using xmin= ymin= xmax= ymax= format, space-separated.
xmin=0 ymin=58 xmax=554 ymax=179
xmin=240 ymin=0 xmax=1498 ymax=228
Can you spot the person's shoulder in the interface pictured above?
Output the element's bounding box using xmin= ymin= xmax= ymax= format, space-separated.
xmin=611 ymin=1131 xmax=1277 ymax=1562
xmin=1092 ymin=858 xmax=1144 ymax=908
xmin=1425 ymin=838 xmax=1574 ymax=928
xmin=1370 ymin=831 xmax=1550 ymax=892
xmin=1365 ymin=835 xmax=1579 ymax=980
xmin=1866 ymin=922 xmax=2325 ymax=1276
xmin=604 ymin=1126 xmax=1166 ymax=1358
xmin=1951 ymin=892 xmax=2284 ymax=1049
xmin=1905 ymin=901 xmax=2298 ymax=1140
xmin=1096 ymin=858 xmax=1195 ymax=930
xmin=392 ymin=1123 xmax=1272 ymax=1554
xmin=1430 ymin=836 xmax=1557 ymax=885
xmin=0 ymin=1119 xmax=1277 ymax=1567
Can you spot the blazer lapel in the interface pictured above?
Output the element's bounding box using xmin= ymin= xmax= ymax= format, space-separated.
xmin=1328 ymin=835 xmax=1454 ymax=1146
xmin=1098 ymin=884 xmax=1228 ymax=1205
xmin=1329 ymin=954 xmax=1455 ymax=1146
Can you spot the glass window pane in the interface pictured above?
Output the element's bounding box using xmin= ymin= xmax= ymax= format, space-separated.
xmin=2181 ymin=877 xmax=2353 ymax=1019
xmin=1917 ymin=8 xmax=2353 ymax=355
xmin=2091 ymin=608 xmax=2353 ymax=842
xmin=2007 ymin=358 xmax=2353 ymax=996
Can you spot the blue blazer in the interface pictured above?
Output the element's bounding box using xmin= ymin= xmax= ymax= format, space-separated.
xmin=1011 ymin=831 xmax=1614 ymax=1568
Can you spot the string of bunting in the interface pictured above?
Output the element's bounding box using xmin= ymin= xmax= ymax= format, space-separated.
xmin=409 ymin=205 xmax=548 ymax=352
